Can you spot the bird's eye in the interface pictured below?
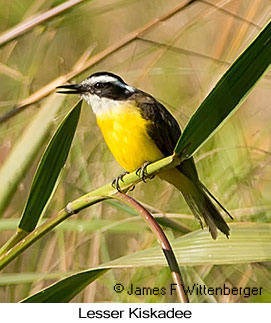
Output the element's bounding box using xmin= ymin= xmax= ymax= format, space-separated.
xmin=94 ymin=82 xmax=104 ymax=89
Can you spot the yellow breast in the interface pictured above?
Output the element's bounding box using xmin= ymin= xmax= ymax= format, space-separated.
xmin=96 ymin=103 xmax=164 ymax=172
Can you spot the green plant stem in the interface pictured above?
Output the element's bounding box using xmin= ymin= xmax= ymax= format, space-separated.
xmin=0 ymin=229 xmax=28 ymax=256
xmin=113 ymin=192 xmax=189 ymax=303
xmin=0 ymin=198 xmax=102 ymax=271
xmin=0 ymin=154 xmax=179 ymax=271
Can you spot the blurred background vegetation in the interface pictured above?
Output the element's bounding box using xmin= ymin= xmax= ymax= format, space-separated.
xmin=0 ymin=0 xmax=270 ymax=302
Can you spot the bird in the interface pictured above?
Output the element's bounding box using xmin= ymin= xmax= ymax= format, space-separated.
xmin=57 ymin=71 xmax=232 ymax=239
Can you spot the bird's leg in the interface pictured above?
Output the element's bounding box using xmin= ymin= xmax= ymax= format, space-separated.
xmin=111 ymin=171 xmax=129 ymax=192
xmin=136 ymin=162 xmax=155 ymax=183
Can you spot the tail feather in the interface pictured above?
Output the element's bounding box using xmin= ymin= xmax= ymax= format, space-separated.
xmin=158 ymin=168 xmax=231 ymax=239
xmin=183 ymin=190 xmax=230 ymax=240
xmin=200 ymin=183 xmax=233 ymax=220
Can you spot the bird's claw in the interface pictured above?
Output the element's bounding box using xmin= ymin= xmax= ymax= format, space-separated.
xmin=136 ymin=162 xmax=155 ymax=182
xmin=112 ymin=171 xmax=129 ymax=192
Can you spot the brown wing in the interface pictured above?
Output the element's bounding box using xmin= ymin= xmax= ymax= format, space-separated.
xmin=132 ymin=90 xmax=199 ymax=182
xmin=135 ymin=92 xmax=180 ymax=156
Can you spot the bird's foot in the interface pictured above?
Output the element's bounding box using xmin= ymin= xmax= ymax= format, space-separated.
xmin=135 ymin=162 xmax=155 ymax=183
xmin=112 ymin=171 xmax=129 ymax=192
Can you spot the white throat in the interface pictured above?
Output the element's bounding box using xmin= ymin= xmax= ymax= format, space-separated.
xmin=81 ymin=94 xmax=122 ymax=116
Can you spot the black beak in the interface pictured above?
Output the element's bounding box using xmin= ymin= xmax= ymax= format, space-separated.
xmin=56 ymin=83 xmax=85 ymax=94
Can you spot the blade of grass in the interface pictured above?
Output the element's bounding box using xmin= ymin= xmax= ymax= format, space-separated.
xmin=0 ymin=272 xmax=74 ymax=285
xmin=0 ymin=94 xmax=65 ymax=216
xmin=174 ymin=21 xmax=271 ymax=159
xmin=19 ymin=100 xmax=81 ymax=232
xmin=22 ymin=269 xmax=108 ymax=303
xmin=21 ymin=223 xmax=271 ymax=302
xmin=0 ymin=101 xmax=81 ymax=255
xmin=0 ymin=218 xmax=148 ymax=233
xmin=0 ymin=216 xmax=190 ymax=234
xmin=108 ymin=223 xmax=271 ymax=267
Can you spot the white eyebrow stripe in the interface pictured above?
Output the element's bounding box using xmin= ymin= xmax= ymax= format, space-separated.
xmin=81 ymin=74 xmax=135 ymax=93
xmin=85 ymin=75 xmax=121 ymax=84
xmin=125 ymin=85 xmax=135 ymax=93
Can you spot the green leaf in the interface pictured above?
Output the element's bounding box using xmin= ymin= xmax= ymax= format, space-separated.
xmin=0 ymin=94 xmax=65 ymax=216
xmin=0 ymin=272 xmax=73 ymax=285
xmin=22 ymin=223 xmax=271 ymax=302
xmin=108 ymin=223 xmax=271 ymax=267
xmin=22 ymin=269 xmax=107 ymax=303
xmin=0 ymin=218 xmax=148 ymax=233
xmin=19 ymin=100 xmax=82 ymax=233
xmin=174 ymin=21 xmax=271 ymax=158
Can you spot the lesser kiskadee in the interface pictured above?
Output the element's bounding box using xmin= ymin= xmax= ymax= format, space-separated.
xmin=57 ymin=72 xmax=232 ymax=239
